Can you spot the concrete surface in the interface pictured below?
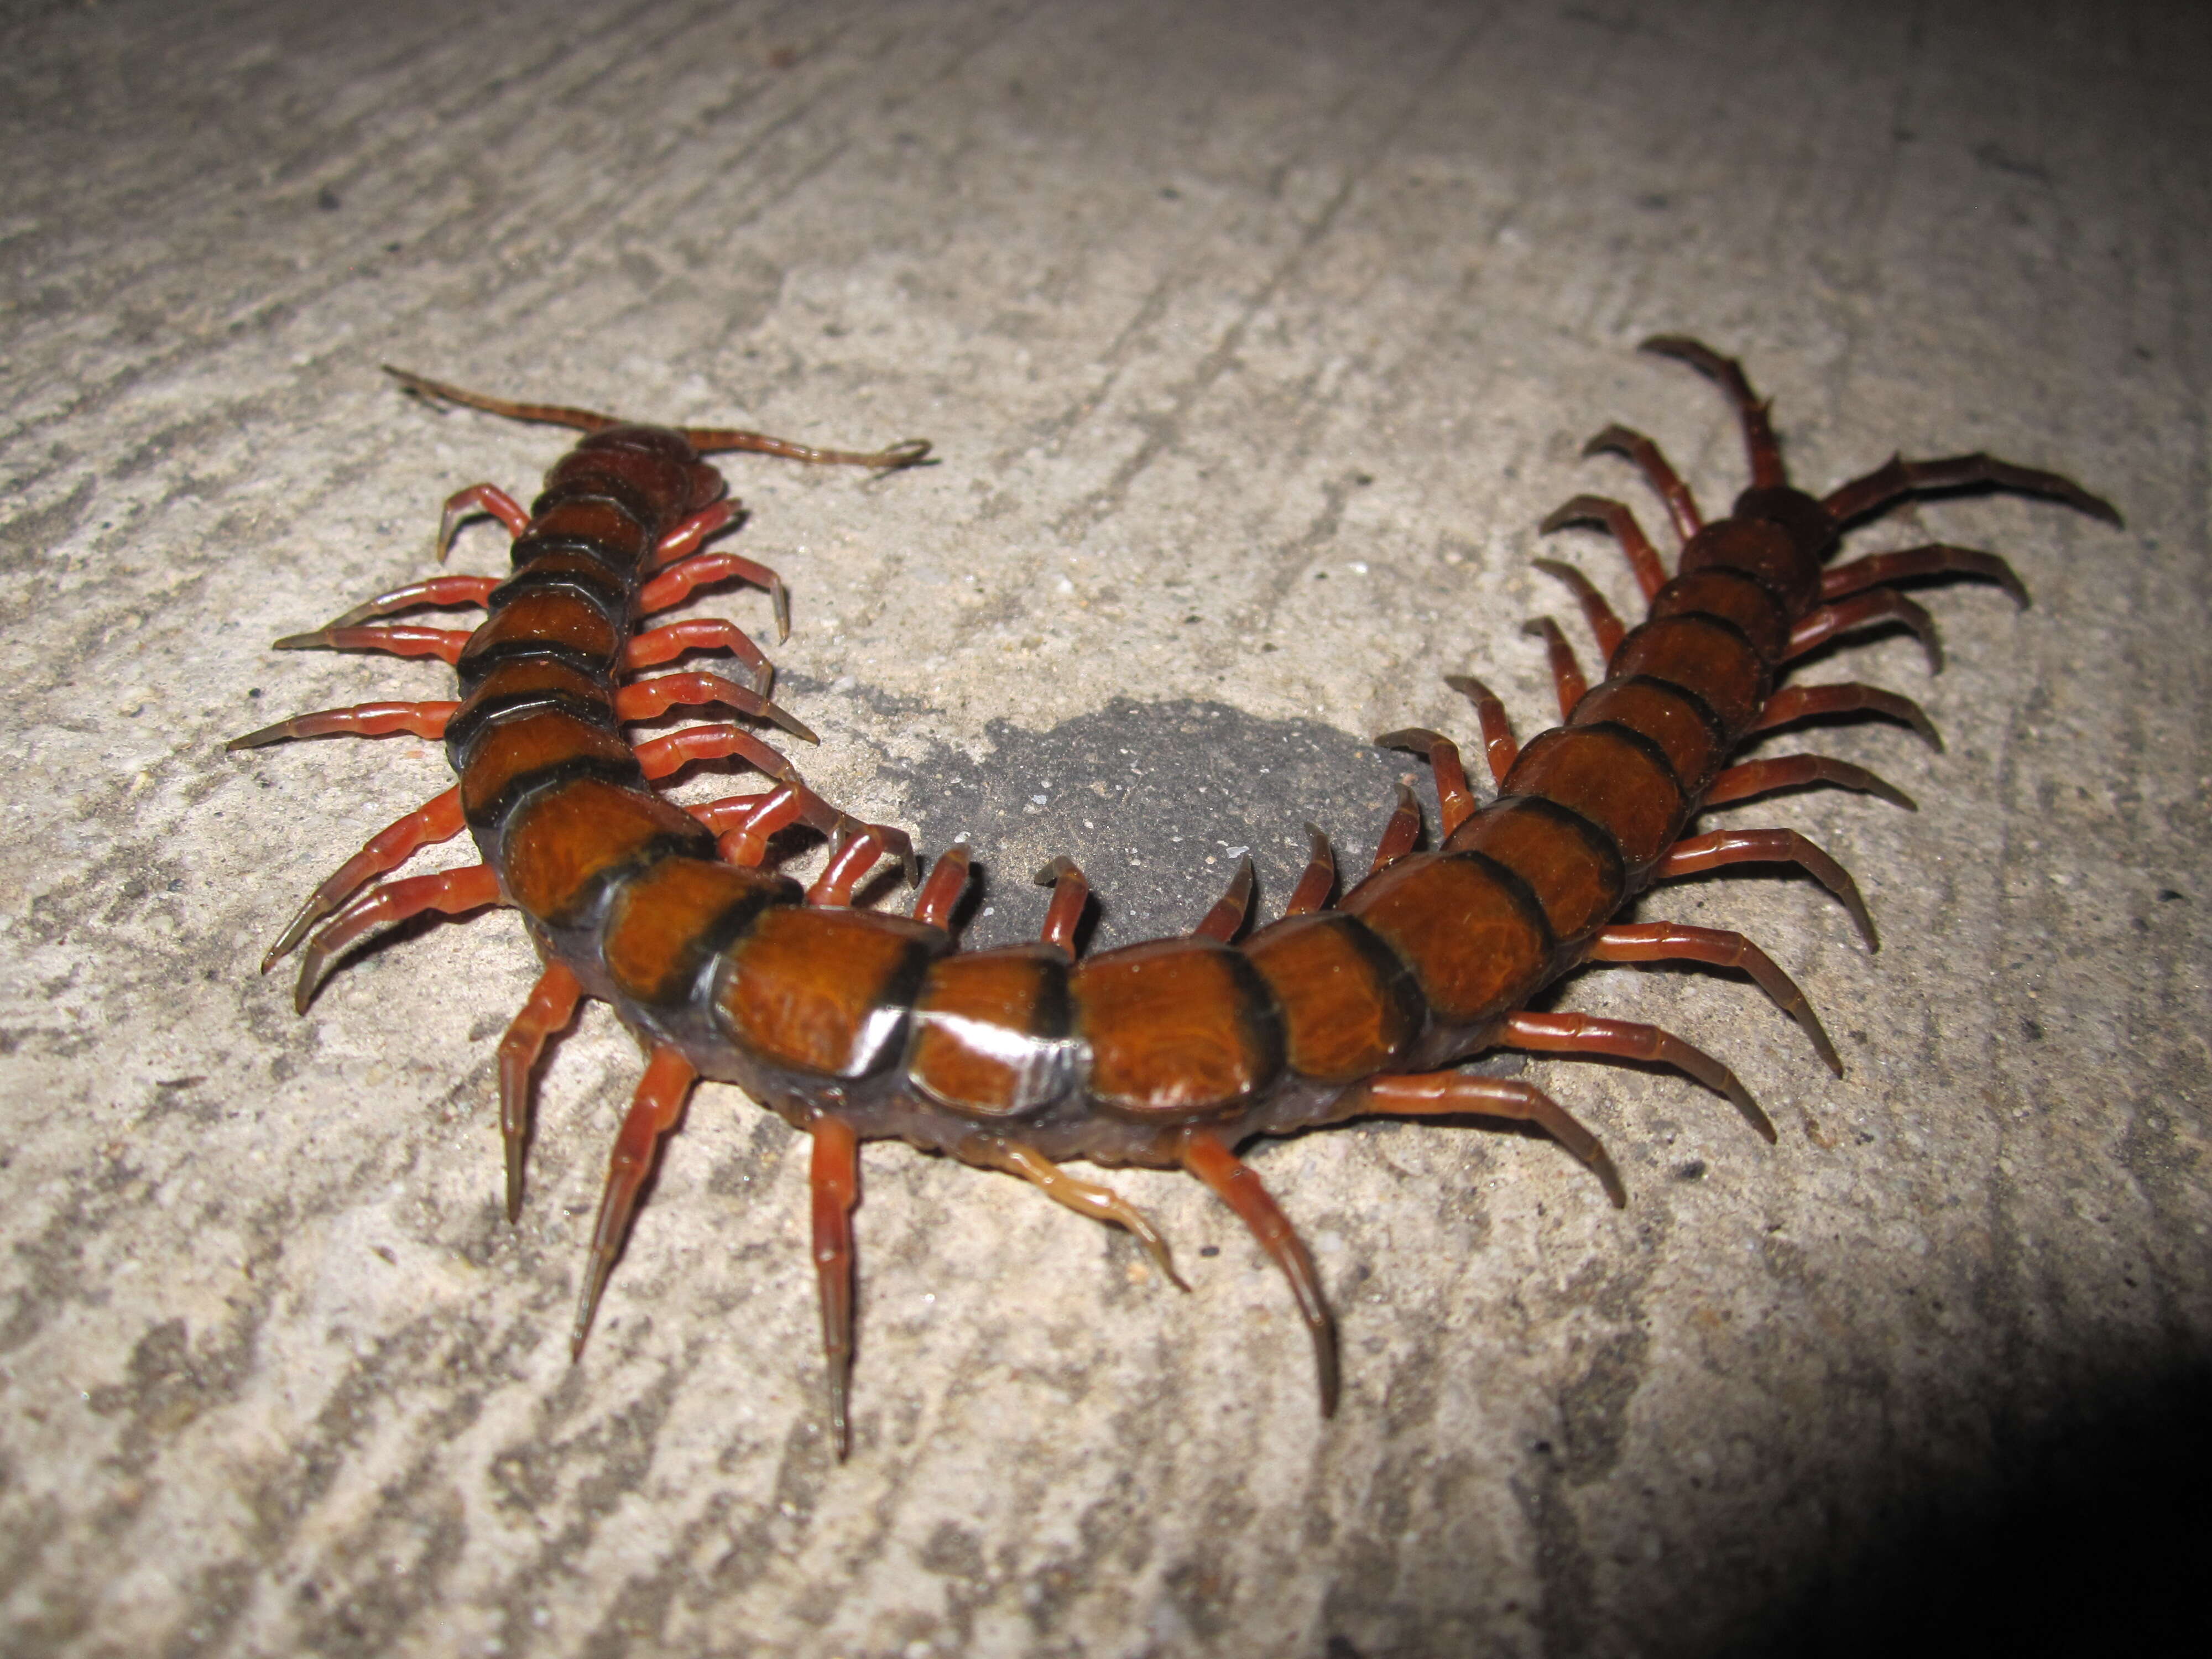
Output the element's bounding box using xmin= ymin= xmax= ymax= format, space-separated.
xmin=3 ymin=1 xmax=2208 ymax=1655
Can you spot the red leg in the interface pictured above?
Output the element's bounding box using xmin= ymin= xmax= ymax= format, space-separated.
xmin=1821 ymin=452 xmax=2121 ymax=530
xmin=1541 ymin=495 xmax=1668 ymax=600
xmin=809 ymin=1113 xmax=863 ymax=1459
xmin=1355 ymin=1071 xmax=1625 ymax=1207
xmin=1640 ymin=336 xmax=1787 ymax=491
xmin=1653 ymin=827 xmax=1877 ymax=951
xmin=1035 ymin=857 xmax=1090 ymax=954
xmin=1368 ymin=784 xmax=1423 ymax=876
xmin=1444 ymin=674 xmax=1521 ymax=786
xmin=387 ymin=368 xmax=621 ymax=436
xmin=623 ymin=618 xmax=775 ymax=693
xmin=1281 ymin=825 xmax=1337 ymax=917
xmin=435 ymin=483 xmax=530 ymax=561
xmin=1787 ymin=591 xmax=1943 ymax=674
xmin=1589 ymin=921 xmax=1841 ymax=1075
xmin=682 ymin=422 xmax=932 ymax=471
xmin=321 ymin=575 xmax=500 ymax=630
xmin=1376 ymin=729 xmax=1478 ymax=836
xmin=272 ymin=624 xmax=473 ymax=665
xmin=1705 ymin=754 xmax=1916 ymax=812
xmin=1177 ymin=1127 xmax=1338 ymax=1416
xmin=808 ymin=827 xmax=888 ymax=906
xmin=261 ymin=786 xmax=465 ymax=969
xmin=1822 ymin=544 xmax=2029 ymax=607
xmin=693 ymin=784 xmax=807 ymax=865
xmin=1585 ymin=425 xmax=1703 ymax=542
xmin=291 ymin=863 xmax=502 ymax=1012
xmin=961 ymin=1133 xmax=1187 ymax=1290
xmin=496 ymin=961 xmax=583 ymax=1222
xmin=1502 ymin=1009 xmax=1774 ymax=1142
xmin=1192 ymin=857 xmax=1256 ymax=942
xmin=227 ymin=700 xmax=456 ymax=750
xmin=1524 ymin=617 xmax=1588 ymax=719
xmin=649 ymin=499 xmax=740 ymax=570
xmin=638 ymin=551 xmax=791 ymax=641
xmin=614 ymin=671 xmax=816 ymax=742
xmin=634 ymin=723 xmax=799 ymax=785
xmin=570 ymin=1046 xmax=699 ymax=1355
xmin=912 ymin=845 xmax=972 ymax=929
xmin=1532 ymin=558 xmax=1626 ymax=660
xmin=1751 ymin=683 xmax=1940 ymax=750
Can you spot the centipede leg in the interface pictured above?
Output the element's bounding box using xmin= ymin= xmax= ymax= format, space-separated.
xmin=270 ymin=624 xmax=473 ymax=664
xmin=808 ymin=827 xmax=889 ymax=906
xmin=1355 ymin=1072 xmax=1626 ymax=1207
xmin=1444 ymin=674 xmax=1521 ymax=785
xmin=912 ymin=844 xmax=972 ymax=929
xmin=571 ymin=1046 xmax=698 ymax=1356
xmin=1589 ymin=922 xmax=1842 ymax=1074
xmin=318 ymin=575 xmax=501 ymax=630
xmin=1705 ymin=754 xmax=1917 ymax=812
xmin=614 ymin=672 xmax=817 ymax=742
xmin=1192 ymin=857 xmax=1257 ymax=942
xmin=1368 ymin=785 xmax=1423 ymax=875
xmin=1532 ymin=559 xmax=1626 ymax=660
xmin=634 ymin=723 xmax=799 ymax=785
xmin=261 ymin=785 xmax=466 ymax=969
xmin=1584 ymin=425 xmax=1703 ymax=542
xmin=1821 ymin=452 xmax=2122 ymax=529
xmin=292 ymin=863 xmax=503 ymax=1012
xmin=1501 ymin=1009 xmax=1776 ymax=1141
xmin=623 ymin=618 xmax=776 ymax=694
xmin=497 ymin=961 xmax=583 ymax=1222
xmin=1035 ymin=857 xmax=1091 ymax=954
xmin=962 ymin=1134 xmax=1188 ymax=1291
xmin=1375 ymin=730 xmax=1477 ymax=835
xmin=638 ymin=552 xmax=792 ymax=643
xmin=1281 ymin=826 xmax=1337 ymax=917
xmin=227 ymin=700 xmax=457 ymax=750
xmin=1177 ymin=1127 xmax=1338 ymax=1417
xmin=1654 ymin=827 xmax=1878 ymax=951
xmin=1639 ymin=335 xmax=1787 ymax=491
xmin=1786 ymin=590 xmax=1943 ymax=674
xmin=1822 ymin=544 xmax=2029 ymax=607
xmin=809 ymin=1113 xmax=862 ymax=1459
xmin=1523 ymin=617 xmax=1588 ymax=718
xmin=434 ymin=484 xmax=530 ymax=561
xmin=1750 ymin=683 xmax=1942 ymax=750
xmin=648 ymin=499 xmax=740 ymax=569
xmin=1541 ymin=496 xmax=1667 ymax=599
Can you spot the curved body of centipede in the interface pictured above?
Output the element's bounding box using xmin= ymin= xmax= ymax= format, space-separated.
xmin=231 ymin=342 xmax=2118 ymax=1455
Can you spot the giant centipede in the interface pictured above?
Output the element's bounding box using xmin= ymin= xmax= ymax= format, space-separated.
xmin=229 ymin=340 xmax=2119 ymax=1455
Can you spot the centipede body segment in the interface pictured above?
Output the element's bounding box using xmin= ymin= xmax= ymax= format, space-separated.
xmin=231 ymin=343 xmax=2119 ymax=1455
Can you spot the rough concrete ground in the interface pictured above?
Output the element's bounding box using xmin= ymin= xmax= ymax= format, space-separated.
xmin=3 ymin=1 xmax=2208 ymax=1655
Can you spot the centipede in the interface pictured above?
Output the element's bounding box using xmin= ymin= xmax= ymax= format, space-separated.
xmin=229 ymin=340 xmax=2119 ymax=1455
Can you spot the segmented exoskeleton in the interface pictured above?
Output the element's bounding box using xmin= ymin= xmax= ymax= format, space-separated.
xmin=232 ymin=343 xmax=2117 ymax=1455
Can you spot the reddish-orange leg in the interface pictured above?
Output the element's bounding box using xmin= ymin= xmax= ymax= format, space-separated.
xmin=1787 ymin=591 xmax=1943 ymax=673
xmin=958 ymin=1133 xmax=1188 ymax=1291
xmin=1035 ymin=857 xmax=1090 ymax=954
xmin=1639 ymin=336 xmax=1787 ymax=490
xmin=614 ymin=672 xmax=816 ymax=742
xmin=1376 ymin=730 xmax=1478 ymax=836
xmin=273 ymin=624 xmax=473 ymax=665
xmin=497 ymin=962 xmax=583 ymax=1221
xmin=1524 ymin=617 xmax=1588 ymax=718
xmin=1706 ymin=755 xmax=1916 ymax=812
xmin=1751 ymin=683 xmax=1940 ymax=749
xmin=624 ymin=618 xmax=776 ymax=694
xmin=1501 ymin=1009 xmax=1775 ymax=1141
xmin=260 ymin=786 xmax=466 ymax=968
xmin=1193 ymin=857 xmax=1256 ymax=942
xmin=1589 ymin=921 xmax=1841 ymax=1074
xmin=227 ymin=700 xmax=457 ymax=749
xmin=1445 ymin=674 xmax=1520 ymax=785
xmin=912 ymin=845 xmax=972 ymax=929
xmin=810 ymin=1114 xmax=863 ymax=1459
xmin=1355 ymin=1071 xmax=1626 ymax=1207
xmin=1532 ymin=558 xmax=1626 ymax=660
xmin=321 ymin=574 xmax=501 ymax=630
xmin=435 ymin=483 xmax=530 ymax=560
xmin=1368 ymin=785 xmax=1423 ymax=875
xmin=649 ymin=499 xmax=740 ymax=570
xmin=292 ymin=863 xmax=503 ymax=1012
xmin=635 ymin=723 xmax=799 ymax=785
xmin=1822 ymin=544 xmax=2029 ymax=607
xmin=1177 ymin=1126 xmax=1339 ymax=1416
xmin=1823 ymin=453 xmax=2122 ymax=529
xmin=808 ymin=828 xmax=889 ymax=906
xmin=1653 ymin=828 xmax=1877 ymax=951
xmin=571 ymin=1046 xmax=700 ymax=1355
xmin=1585 ymin=425 xmax=1703 ymax=542
xmin=1541 ymin=495 xmax=1667 ymax=600
xmin=638 ymin=552 xmax=792 ymax=641
xmin=1281 ymin=826 xmax=1337 ymax=918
